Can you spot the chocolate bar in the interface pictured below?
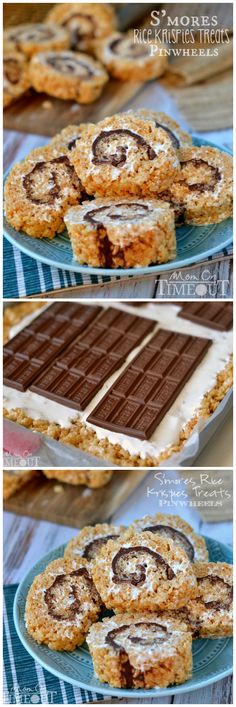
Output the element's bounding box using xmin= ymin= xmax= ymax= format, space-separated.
xmin=3 ymin=303 xmax=101 ymax=391
xmin=178 ymin=302 xmax=233 ymax=331
xmin=87 ymin=328 xmax=212 ymax=440
xmin=4 ymin=305 xmax=155 ymax=410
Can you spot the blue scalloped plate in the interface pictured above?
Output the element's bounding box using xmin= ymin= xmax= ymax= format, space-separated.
xmin=4 ymin=137 xmax=232 ymax=276
xmin=14 ymin=536 xmax=232 ymax=698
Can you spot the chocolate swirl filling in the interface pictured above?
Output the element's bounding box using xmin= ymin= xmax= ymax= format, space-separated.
xmin=82 ymin=534 xmax=119 ymax=561
xmin=197 ymin=574 xmax=233 ymax=610
xmin=23 ymin=155 xmax=80 ymax=205
xmin=84 ymin=202 xmax=149 ymax=226
xmin=143 ymin=524 xmax=194 ymax=561
xmin=112 ymin=546 xmax=175 ymax=586
xmin=62 ymin=13 xmax=95 ymax=49
xmin=45 ymin=567 xmax=96 ymax=621
xmin=9 ymin=26 xmax=55 ymax=43
xmin=155 ymin=121 xmax=180 ymax=149
xmin=4 ymin=57 xmax=22 ymax=84
xmin=180 ymin=158 xmax=221 ymax=193
xmin=106 ymin=622 xmax=170 ymax=688
xmin=110 ymin=37 xmax=149 ymax=58
xmin=92 ymin=129 xmax=157 ymax=167
xmin=46 ymin=54 xmax=93 ymax=77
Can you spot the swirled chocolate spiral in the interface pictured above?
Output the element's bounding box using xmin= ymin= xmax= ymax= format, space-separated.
xmin=83 ymin=534 xmax=119 ymax=561
xmin=143 ymin=524 xmax=194 ymax=561
xmin=92 ymin=129 xmax=156 ymax=167
xmin=8 ymin=25 xmax=56 ymax=44
xmin=62 ymin=12 xmax=95 ymax=48
xmin=155 ymin=121 xmax=180 ymax=149
xmin=197 ymin=574 xmax=233 ymax=610
xmin=112 ymin=546 xmax=175 ymax=586
xmin=46 ymin=53 xmax=93 ymax=77
xmin=45 ymin=567 xmax=97 ymax=621
xmin=180 ymin=158 xmax=221 ymax=193
xmin=110 ymin=36 xmax=149 ymax=59
xmin=106 ymin=622 xmax=170 ymax=687
xmin=84 ymin=202 xmax=149 ymax=226
xmin=23 ymin=155 xmax=80 ymax=205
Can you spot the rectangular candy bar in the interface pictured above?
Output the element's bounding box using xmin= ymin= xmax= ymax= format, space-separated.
xmin=3 ymin=303 xmax=101 ymax=391
xmin=29 ymin=308 xmax=155 ymax=409
xmin=178 ymin=302 xmax=233 ymax=331
xmin=87 ymin=329 xmax=212 ymax=440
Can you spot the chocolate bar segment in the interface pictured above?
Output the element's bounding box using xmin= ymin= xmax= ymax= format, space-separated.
xmin=27 ymin=308 xmax=155 ymax=409
xmin=3 ymin=303 xmax=101 ymax=391
xmin=178 ymin=302 xmax=233 ymax=331
xmin=87 ymin=329 xmax=212 ymax=440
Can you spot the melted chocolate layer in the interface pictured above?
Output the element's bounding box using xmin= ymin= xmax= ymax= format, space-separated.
xmin=112 ymin=545 xmax=175 ymax=586
xmin=23 ymin=155 xmax=80 ymax=205
xmin=84 ymin=202 xmax=149 ymax=226
xmin=106 ymin=622 xmax=169 ymax=688
xmin=92 ymin=129 xmax=156 ymax=167
xmin=143 ymin=524 xmax=194 ymax=561
xmin=46 ymin=54 xmax=93 ymax=77
xmin=155 ymin=121 xmax=180 ymax=149
xmin=45 ymin=567 xmax=94 ymax=621
xmin=180 ymin=158 xmax=221 ymax=193
xmin=82 ymin=534 xmax=119 ymax=561
xmin=197 ymin=574 xmax=232 ymax=610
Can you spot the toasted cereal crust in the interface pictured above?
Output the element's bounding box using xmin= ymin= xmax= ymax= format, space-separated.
xmin=42 ymin=470 xmax=113 ymax=487
xmin=29 ymin=50 xmax=108 ymax=103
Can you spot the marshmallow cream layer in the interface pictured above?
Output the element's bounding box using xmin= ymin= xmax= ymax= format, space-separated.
xmin=4 ymin=302 xmax=232 ymax=460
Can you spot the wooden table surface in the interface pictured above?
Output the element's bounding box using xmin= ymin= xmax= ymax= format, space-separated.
xmin=4 ymin=470 xmax=232 ymax=705
xmin=3 ymin=79 xmax=233 ymax=300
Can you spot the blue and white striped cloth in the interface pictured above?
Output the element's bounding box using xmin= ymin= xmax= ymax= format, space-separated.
xmin=3 ymin=585 xmax=114 ymax=704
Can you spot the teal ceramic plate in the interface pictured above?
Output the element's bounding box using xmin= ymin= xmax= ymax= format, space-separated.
xmin=4 ymin=137 xmax=232 ymax=276
xmin=14 ymin=536 xmax=232 ymax=698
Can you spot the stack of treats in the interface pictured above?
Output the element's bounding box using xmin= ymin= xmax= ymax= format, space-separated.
xmin=4 ymin=109 xmax=233 ymax=268
xmin=25 ymin=512 xmax=233 ymax=690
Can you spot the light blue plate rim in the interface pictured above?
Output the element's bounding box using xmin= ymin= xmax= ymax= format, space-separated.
xmin=13 ymin=536 xmax=232 ymax=698
xmin=3 ymin=136 xmax=233 ymax=277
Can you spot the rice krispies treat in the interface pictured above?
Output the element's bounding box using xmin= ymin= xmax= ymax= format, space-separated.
xmin=135 ymin=110 xmax=192 ymax=149
xmin=93 ymin=31 xmax=167 ymax=81
xmin=3 ymin=51 xmax=31 ymax=109
xmin=4 ymin=145 xmax=82 ymax=239
xmin=131 ymin=514 xmax=208 ymax=563
xmin=42 ymin=470 xmax=113 ymax=488
xmin=3 ymin=470 xmax=37 ymax=500
xmin=29 ymin=50 xmax=108 ymax=104
xmin=168 ymin=146 xmax=233 ymax=225
xmin=49 ymin=124 xmax=86 ymax=154
xmin=87 ymin=612 xmax=192 ymax=689
xmin=64 ymin=523 xmax=125 ymax=563
xmin=187 ymin=562 xmax=233 ymax=638
xmin=64 ymin=197 xmax=176 ymax=268
xmin=91 ymin=530 xmax=197 ymax=612
xmin=3 ymin=24 xmax=70 ymax=58
xmin=25 ymin=556 xmax=101 ymax=651
xmin=70 ymin=113 xmax=180 ymax=198
xmin=46 ymin=3 xmax=117 ymax=52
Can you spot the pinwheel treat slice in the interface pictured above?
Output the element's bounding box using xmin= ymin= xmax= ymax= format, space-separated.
xmin=186 ymin=562 xmax=233 ymax=638
xmin=135 ymin=109 xmax=192 ymax=149
xmin=91 ymin=530 xmax=197 ymax=612
xmin=4 ymin=145 xmax=82 ymax=238
xmin=64 ymin=197 xmax=176 ymax=268
xmin=64 ymin=523 xmax=124 ymax=564
xmin=94 ymin=31 xmax=167 ymax=81
xmin=87 ymin=612 xmax=192 ymax=689
xmin=131 ymin=513 xmax=208 ymax=563
xmin=168 ymin=146 xmax=233 ymax=225
xmin=3 ymin=51 xmax=31 ymax=108
xmin=29 ymin=50 xmax=108 ymax=103
xmin=3 ymin=24 xmax=70 ymax=58
xmin=25 ymin=557 xmax=101 ymax=651
xmin=46 ymin=3 xmax=117 ymax=52
xmin=70 ymin=113 xmax=180 ymax=197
